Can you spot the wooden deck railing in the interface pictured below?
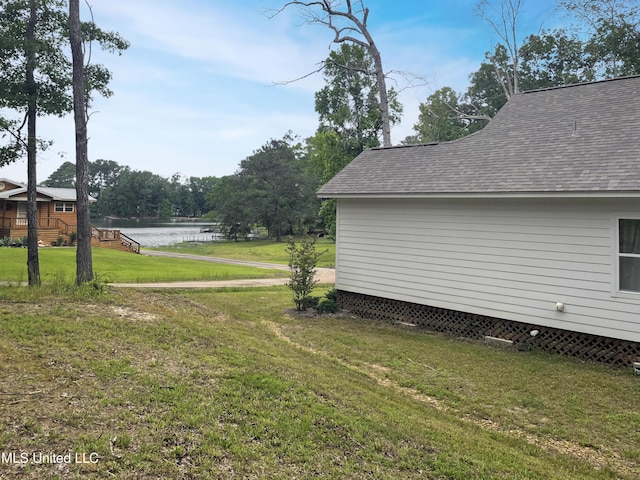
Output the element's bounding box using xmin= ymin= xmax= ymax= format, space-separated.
xmin=119 ymin=232 xmax=141 ymax=254
xmin=1 ymin=217 xmax=68 ymax=230
xmin=91 ymin=225 xmax=140 ymax=254
xmin=91 ymin=225 xmax=117 ymax=241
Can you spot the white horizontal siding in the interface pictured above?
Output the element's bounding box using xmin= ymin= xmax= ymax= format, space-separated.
xmin=335 ymin=198 xmax=640 ymax=342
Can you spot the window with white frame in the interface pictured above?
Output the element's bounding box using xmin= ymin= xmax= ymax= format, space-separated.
xmin=54 ymin=202 xmax=74 ymax=212
xmin=618 ymin=219 xmax=640 ymax=293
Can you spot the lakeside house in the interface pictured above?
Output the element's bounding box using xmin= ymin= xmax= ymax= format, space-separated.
xmin=318 ymin=76 xmax=640 ymax=366
xmin=0 ymin=178 xmax=85 ymax=245
xmin=0 ymin=178 xmax=139 ymax=252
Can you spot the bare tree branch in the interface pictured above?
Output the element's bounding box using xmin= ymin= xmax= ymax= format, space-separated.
xmin=271 ymin=1 xmax=394 ymax=146
xmin=477 ymin=0 xmax=523 ymax=97
xmin=0 ymin=118 xmax=28 ymax=149
xmin=83 ymin=0 xmax=94 ymax=67
xmin=326 ymin=56 xmax=371 ymax=75
xmin=490 ymin=55 xmax=513 ymax=98
xmin=384 ymin=70 xmax=432 ymax=94
xmin=272 ymin=62 xmax=326 ymax=85
xmin=450 ymin=106 xmax=493 ymax=123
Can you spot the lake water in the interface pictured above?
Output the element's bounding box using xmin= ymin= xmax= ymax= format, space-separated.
xmin=92 ymin=218 xmax=222 ymax=247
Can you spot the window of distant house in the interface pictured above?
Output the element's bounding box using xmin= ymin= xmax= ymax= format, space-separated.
xmin=619 ymin=219 xmax=640 ymax=293
xmin=54 ymin=202 xmax=74 ymax=212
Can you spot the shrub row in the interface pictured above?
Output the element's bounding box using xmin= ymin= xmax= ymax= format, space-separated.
xmin=0 ymin=236 xmax=27 ymax=247
xmin=1 ymin=232 xmax=77 ymax=248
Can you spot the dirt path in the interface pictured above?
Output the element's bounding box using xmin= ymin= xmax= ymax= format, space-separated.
xmin=109 ymin=249 xmax=335 ymax=289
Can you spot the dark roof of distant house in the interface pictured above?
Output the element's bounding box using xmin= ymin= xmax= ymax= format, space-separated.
xmin=318 ymin=76 xmax=640 ymax=198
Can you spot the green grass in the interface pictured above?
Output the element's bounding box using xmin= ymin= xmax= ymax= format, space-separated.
xmin=0 ymin=247 xmax=286 ymax=284
xmin=153 ymin=238 xmax=336 ymax=267
xmin=0 ymin=286 xmax=637 ymax=479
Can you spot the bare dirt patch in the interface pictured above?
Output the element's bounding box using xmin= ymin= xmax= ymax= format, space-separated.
xmin=110 ymin=305 xmax=157 ymax=322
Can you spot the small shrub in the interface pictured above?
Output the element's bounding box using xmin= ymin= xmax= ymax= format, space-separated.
xmin=312 ymin=289 xmax=339 ymax=314
xmin=13 ymin=237 xmax=26 ymax=248
xmin=316 ymin=298 xmax=338 ymax=314
xmin=45 ymin=271 xmax=110 ymax=299
xmin=324 ymin=288 xmax=337 ymax=303
xmin=75 ymin=274 xmax=111 ymax=299
xmin=303 ymin=296 xmax=320 ymax=309
xmin=48 ymin=270 xmax=72 ymax=294
xmin=0 ymin=237 xmax=12 ymax=247
xmin=69 ymin=231 xmax=78 ymax=247
xmin=56 ymin=236 xmax=65 ymax=246
xmin=286 ymin=236 xmax=327 ymax=311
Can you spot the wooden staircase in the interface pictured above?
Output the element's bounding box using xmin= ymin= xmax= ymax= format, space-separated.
xmin=91 ymin=225 xmax=141 ymax=254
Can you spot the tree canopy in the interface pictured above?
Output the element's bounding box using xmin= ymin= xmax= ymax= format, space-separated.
xmin=315 ymin=43 xmax=402 ymax=155
xmin=40 ymin=160 xmax=76 ymax=187
xmin=411 ymin=87 xmax=488 ymax=144
xmin=210 ymin=135 xmax=317 ymax=242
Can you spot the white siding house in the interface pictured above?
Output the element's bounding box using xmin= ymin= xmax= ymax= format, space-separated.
xmin=337 ymin=197 xmax=640 ymax=343
xmin=318 ymin=77 xmax=640 ymax=362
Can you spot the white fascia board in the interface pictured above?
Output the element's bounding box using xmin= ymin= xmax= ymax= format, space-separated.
xmin=317 ymin=191 xmax=640 ymax=200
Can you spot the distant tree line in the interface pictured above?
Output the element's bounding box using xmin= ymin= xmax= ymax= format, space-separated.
xmin=41 ymin=159 xmax=217 ymax=218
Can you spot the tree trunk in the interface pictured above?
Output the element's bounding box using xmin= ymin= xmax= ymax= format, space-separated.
xmin=368 ymin=42 xmax=391 ymax=147
xmin=69 ymin=0 xmax=93 ymax=284
xmin=275 ymin=199 xmax=282 ymax=242
xmin=342 ymin=10 xmax=392 ymax=147
xmin=26 ymin=0 xmax=40 ymax=286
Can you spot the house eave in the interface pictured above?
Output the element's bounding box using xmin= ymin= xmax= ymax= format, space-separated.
xmin=317 ymin=190 xmax=640 ymax=200
xmin=1 ymin=193 xmax=55 ymax=202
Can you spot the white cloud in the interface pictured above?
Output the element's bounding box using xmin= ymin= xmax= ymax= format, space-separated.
xmin=94 ymin=0 xmax=329 ymax=91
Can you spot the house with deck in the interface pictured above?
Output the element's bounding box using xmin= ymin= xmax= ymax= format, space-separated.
xmin=0 ymin=179 xmax=139 ymax=252
xmin=318 ymin=76 xmax=640 ymax=367
xmin=0 ymin=179 xmax=82 ymax=244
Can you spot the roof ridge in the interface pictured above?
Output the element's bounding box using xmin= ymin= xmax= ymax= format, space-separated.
xmin=519 ymin=74 xmax=640 ymax=95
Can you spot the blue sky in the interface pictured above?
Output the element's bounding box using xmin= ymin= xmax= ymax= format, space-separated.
xmin=1 ymin=0 xmax=561 ymax=183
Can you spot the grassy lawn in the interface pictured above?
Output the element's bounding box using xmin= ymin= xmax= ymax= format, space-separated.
xmin=153 ymin=238 xmax=337 ymax=268
xmin=0 ymin=248 xmax=287 ymax=284
xmin=0 ymin=285 xmax=638 ymax=479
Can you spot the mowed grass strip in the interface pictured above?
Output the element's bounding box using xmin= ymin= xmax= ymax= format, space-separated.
xmin=153 ymin=238 xmax=336 ymax=267
xmin=0 ymin=248 xmax=286 ymax=284
xmin=0 ymin=286 xmax=638 ymax=479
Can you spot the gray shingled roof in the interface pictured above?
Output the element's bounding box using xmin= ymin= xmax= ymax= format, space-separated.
xmin=318 ymin=76 xmax=640 ymax=197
